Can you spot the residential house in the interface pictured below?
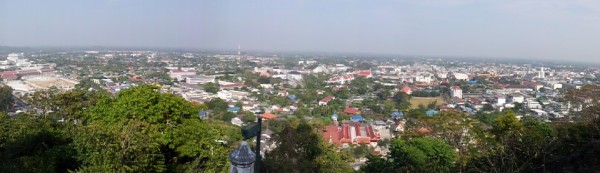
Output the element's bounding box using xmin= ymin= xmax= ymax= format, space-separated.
xmin=399 ymin=86 xmax=413 ymax=95
xmin=319 ymin=96 xmax=335 ymax=106
xmin=231 ymin=117 xmax=244 ymax=126
xmin=344 ymin=107 xmax=361 ymax=115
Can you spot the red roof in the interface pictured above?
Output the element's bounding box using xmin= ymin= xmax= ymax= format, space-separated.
xmin=261 ymin=113 xmax=277 ymax=119
xmin=400 ymin=86 xmax=412 ymax=93
xmin=0 ymin=68 xmax=55 ymax=79
xmin=321 ymin=125 xmax=342 ymax=146
xmin=320 ymin=96 xmax=335 ymax=103
xmin=451 ymin=86 xmax=461 ymax=90
xmin=354 ymin=70 xmax=372 ymax=77
xmin=344 ymin=107 xmax=360 ymax=114
xmin=417 ymin=127 xmax=432 ymax=134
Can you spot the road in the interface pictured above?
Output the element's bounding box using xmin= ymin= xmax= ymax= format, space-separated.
xmin=12 ymin=95 xmax=31 ymax=112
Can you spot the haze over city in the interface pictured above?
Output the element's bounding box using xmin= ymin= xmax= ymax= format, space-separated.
xmin=4 ymin=1 xmax=600 ymax=172
xmin=1 ymin=0 xmax=600 ymax=62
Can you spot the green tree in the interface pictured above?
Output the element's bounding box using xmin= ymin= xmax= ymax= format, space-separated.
xmin=393 ymin=92 xmax=411 ymax=110
xmin=203 ymin=82 xmax=220 ymax=94
xmin=383 ymin=100 xmax=397 ymax=115
xmin=0 ymin=114 xmax=78 ymax=173
xmin=349 ymin=76 xmax=370 ymax=95
xmin=206 ymin=98 xmax=228 ymax=111
xmin=264 ymin=120 xmax=351 ymax=172
xmin=0 ymin=85 xmax=13 ymax=112
xmin=364 ymin=137 xmax=458 ymax=173
xmin=240 ymin=111 xmax=256 ymax=123
xmin=73 ymin=119 xmax=165 ymax=172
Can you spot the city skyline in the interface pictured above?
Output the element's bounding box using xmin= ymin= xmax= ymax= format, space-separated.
xmin=2 ymin=0 xmax=600 ymax=63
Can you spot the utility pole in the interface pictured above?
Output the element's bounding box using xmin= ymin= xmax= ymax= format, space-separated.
xmin=241 ymin=116 xmax=262 ymax=173
xmin=254 ymin=117 xmax=262 ymax=173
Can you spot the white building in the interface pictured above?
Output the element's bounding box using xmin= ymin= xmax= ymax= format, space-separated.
xmin=453 ymin=73 xmax=469 ymax=80
xmin=415 ymin=75 xmax=433 ymax=84
xmin=312 ymin=65 xmax=330 ymax=74
xmin=538 ymin=67 xmax=546 ymax=79
xmin=450 ymin=86 xmax=463 ymax=99
xmin=185 ymin=75 xmax=215 ymax=85
xmin=169 ymin=69 xmax=196 ymax=81
xmin=508 ymin=94 xmax=525 ymax=103
xmin=231 ymin=117 xmax=244 ymax=126
xmin=7 ymin=53 xmax=22 ymax=63
xmin=525 ymin=98 xmax=543 ymax=109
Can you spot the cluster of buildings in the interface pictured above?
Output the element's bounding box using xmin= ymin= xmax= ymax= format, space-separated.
xmin=1 ymin=53 xmax=75 ymax=96
xmin=3 ymin=49 xmax=599 ymax=165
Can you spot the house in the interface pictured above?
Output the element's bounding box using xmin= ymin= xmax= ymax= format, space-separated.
xmin=417 ymin=127 xmax=432 ymax=134
xmin=319 ymin=96 xmax=335 ymax=106
xmin=270 ymin=105 xmax=280 ymax=112
xmin=450 ymin=86 xmax=463 ymax=99
xmin=393 ymin=120 xmax=406 ymax=132
xmin=227 ymin=107 xmax=241 ymax=113
xmin=261 ymin=113 xmax=278 ymax=120
xmin=287 ymin=95 xmax=298 ymax=102
xmin=350 ymin=115 xmax=364 ymax=122
xmin=277 ymin=90 xmax=288 ymax=97
xmin=198 ymin=110 xmax=209 ymax=119
xmin=251 ymin=109 xmax=264 ymax=115
xmin=344 ymin=107 xmax=361 ymax=115
xmin=331 ymin=114 xmax=339 ymax=121
xmin=391 ymin=111 xmax=404 ymax=119
xmin=399 ymin=86 xmax=412 ymax=95
xmin=231 ymin=117 xmax=244 ymax=126
xmin=426 ymin=109 xmax=439 ymax=116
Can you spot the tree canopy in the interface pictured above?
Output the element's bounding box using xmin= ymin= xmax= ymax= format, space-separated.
xmin=0 ymin=85 xmax=243 ymax=172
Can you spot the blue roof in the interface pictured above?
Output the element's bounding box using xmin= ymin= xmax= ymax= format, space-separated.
xmin=467 ymin=80 xmax=478 ymax=84
xmin=331 ymin=114 xmax=339 ymax=119
xmin=198 ymin=110 xmax=207 ymax=117
xmin=426 ymin=109 xmax=439 ymax=116
xmin=287 ymin=95 xmax=297 ymax=102
xmin=350 ymin=115 xmax=364 ymax=122
xmin=228 ymin=107 xmax=241 ymax=111
xmin=465 ymin=107 xmax=474 ymax=113
xmin=391 ymin=111 xmax=404 ymax=117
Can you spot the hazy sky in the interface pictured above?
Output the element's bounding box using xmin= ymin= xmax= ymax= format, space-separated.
xmin=1 ymin=0 xmax=600 ymax=62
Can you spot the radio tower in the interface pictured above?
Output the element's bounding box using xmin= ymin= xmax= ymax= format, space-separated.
xmin=236 ymin=45 xmax=243 ymax=62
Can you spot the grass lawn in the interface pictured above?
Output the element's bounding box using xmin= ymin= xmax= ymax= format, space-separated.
xmin=410 ymin=97 xmax=445 ymax=109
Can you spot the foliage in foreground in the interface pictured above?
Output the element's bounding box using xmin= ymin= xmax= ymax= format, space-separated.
xmin=0 ymin=85 xmax=242 ymax=173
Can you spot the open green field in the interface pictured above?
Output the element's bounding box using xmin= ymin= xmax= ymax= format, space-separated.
xmin=410 ymin=97 xmax=445 ymax=109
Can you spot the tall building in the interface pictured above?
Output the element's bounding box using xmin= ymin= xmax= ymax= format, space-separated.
xmin=450 ymin=86 xmax=463 ymax=99
xmin=538 ymin=67 xmax=545 ymax=79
